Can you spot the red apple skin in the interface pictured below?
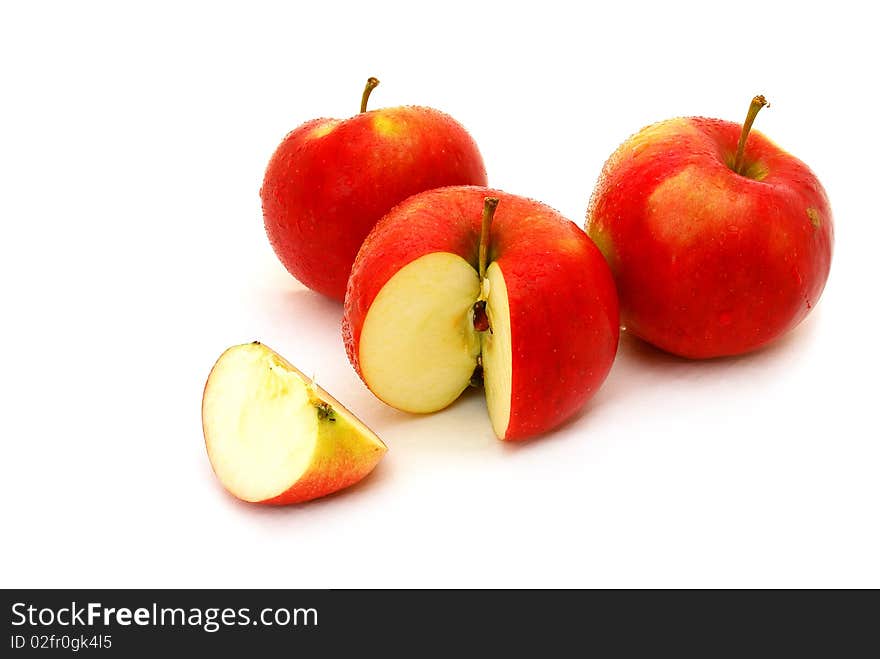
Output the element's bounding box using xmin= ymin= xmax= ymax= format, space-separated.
xmin=218 ymin=418 xmax=385 ymax=506
xmin=344 ymin=186 xmax=620 ymax=440
xmin=257 ymin=417 xmax=386 ymax=506
xmin=261 ymin=106 xmax=487 ymax=301
xmin=587 ymin=117 xmax=833 ymax=359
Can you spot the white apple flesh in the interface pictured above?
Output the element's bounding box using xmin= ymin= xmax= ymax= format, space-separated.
xmin=356 ymin=253 xmax=515 ymax=436
xmin=358 ymin=252 xmax=482 ymax=413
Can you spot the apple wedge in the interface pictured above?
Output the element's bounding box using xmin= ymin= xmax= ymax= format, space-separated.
xmin=344 ymin=187 xmax=619 ymax=440
xmin=202 ymin=342 xmax=386 ymax=504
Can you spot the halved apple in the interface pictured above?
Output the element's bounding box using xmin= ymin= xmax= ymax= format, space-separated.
xmin=343 ymin=186 xmax=620 ymax=440
xmin=202 ymin=342 xmax=387 ymax=504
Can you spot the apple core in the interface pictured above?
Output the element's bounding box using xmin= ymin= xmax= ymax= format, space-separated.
xmin=356 ymin=198 xmax=523 ymax=438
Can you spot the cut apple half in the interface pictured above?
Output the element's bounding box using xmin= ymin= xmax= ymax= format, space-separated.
xmin=345 ymin=187 xmax=621 ymax=441
xmin=354 ymin=198 xmax=516 ymax=438
xmin=202 ymin=342 xmax=386 ymax=504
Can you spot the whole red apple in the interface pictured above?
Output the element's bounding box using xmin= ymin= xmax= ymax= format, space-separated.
xmin=586 ymin=96 xmax=833 ymax=358
xmin=343 ymin=186 xmax=619 ymax=440
xmin=261 ymin=78 xmax=487 ymax=300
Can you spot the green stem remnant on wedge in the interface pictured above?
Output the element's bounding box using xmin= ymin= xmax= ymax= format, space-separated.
xmin=360 ymin=77 xmax=380 ymax=113
xmin=316 ymin=401 xmax=336 ymax=422
xmin=734 ymin=95 xmax=770 ymax=175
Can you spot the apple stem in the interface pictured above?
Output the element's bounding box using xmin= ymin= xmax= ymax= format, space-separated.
xmin=478 ymin=197 xmax=499 ymax=281
xmin=472 ymin=197 xmax=499 ymax=332
xmin=360 ymin=77 xmax=380 ymax=113
xmin=733 ymin=95 xmax=769 ymax=175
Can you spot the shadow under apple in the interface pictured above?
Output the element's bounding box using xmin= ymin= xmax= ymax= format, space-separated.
xmin=505 ymin=305 xmax=825 ymax=451
xmin=212 ymin=456 xmax=394 ymax=518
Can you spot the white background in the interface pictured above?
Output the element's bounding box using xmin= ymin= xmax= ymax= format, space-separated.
xmin=2 ymin=1 xmax=878 ymax=588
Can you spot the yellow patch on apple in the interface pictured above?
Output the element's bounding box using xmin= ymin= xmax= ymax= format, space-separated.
xmin=309 ymin=119 xmax=339 ymax=140
xmin=372 ymin=113 xmax=403 ymax=138
xmin=647 ymin=165 xmax=754 ymax=245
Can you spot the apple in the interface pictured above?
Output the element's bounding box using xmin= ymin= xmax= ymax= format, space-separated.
xmin=586 ymin=95 xmax=834 ymax=358
xmin=343 ymin=186 xmax=620 ymax=440
xmin=202 ymin=341 xmax=386 ymax=504
xmin=261 ymin=77 xmax=488 ymax=301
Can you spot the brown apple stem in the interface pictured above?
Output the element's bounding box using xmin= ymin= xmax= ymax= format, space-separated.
xmin=733 ymin=95 xmax=769 ymax=175
xmin=472 ymin=197 xmax=499 ymax=333
xmin=360 ymin=77 xmax=380 ymax=113
xmin=478 ymin=197 xmax=499 ymax=281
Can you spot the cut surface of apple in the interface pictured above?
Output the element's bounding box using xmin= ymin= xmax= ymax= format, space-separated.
xmin=481 ymin=262 xmax=513 ymax=439
xmin=202 ymin=342 xmax=386 ymax=504
xmin=358 ymin=252 xmax=482 ymax=414
xmin=357 ymin=254 xmax=514 ymax=436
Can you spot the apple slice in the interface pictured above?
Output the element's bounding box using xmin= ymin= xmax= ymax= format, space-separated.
xmin=481 ymin=261 xmax=513 ymax=439
xmin=202 ymin=342 xmax=386 ymax=504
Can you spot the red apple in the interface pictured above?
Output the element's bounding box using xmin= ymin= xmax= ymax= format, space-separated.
xmin=261 ymin=77 xmax=487 ymax=301
xmin=202 ymin=342 xmax=387 ymax=504
xmin=586 ymin=96 xmax=833 ymax=358
xmin=343 ymin=186 xmax=619 ymax=440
